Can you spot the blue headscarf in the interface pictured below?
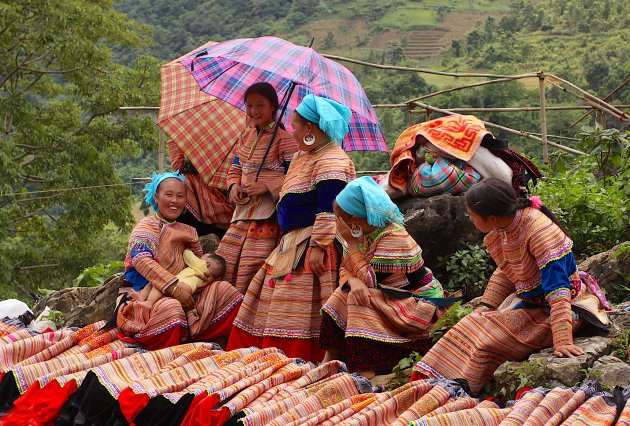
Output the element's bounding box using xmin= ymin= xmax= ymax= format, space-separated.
xmin=143 ymin=171 xmax=186 ymax=212
xmin=336 ymin=176 xmax=404 ymax=227
xmin=295 ymin=94 xmax=352 ymax=143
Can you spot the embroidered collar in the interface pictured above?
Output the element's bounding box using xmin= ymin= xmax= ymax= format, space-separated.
xmin=155 ymin=213 xmax=176 ymax=225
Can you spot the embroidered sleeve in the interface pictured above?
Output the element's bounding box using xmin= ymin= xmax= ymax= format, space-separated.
xmin=370 ymin=228 xmax=424 ymax=274
xmin=548 ymin=290 xmax=574 ymax=348
xmin=133 ymin=256 xmax=179 ymax=294
xmin=279 ymin=133 xmax=299 ymax=164
xmin=528 ymin=217 xmax=573 ymax=270
xmin=226 ymin=154 xmax=242 ymax=190
xmin=541 ymin=253 xmax=576 ymax=297
xmin=190 ymin=235 xmax=203 ymax=257
xmin=167 ymin=141 xmax=185 ymax=171
xmin=481 ymin=267 xmax=516 ymax=309
xmin=341 ymin=251 xmax=377 ymax=288
xmin=310 ymin=179 xmax=347 ymax=248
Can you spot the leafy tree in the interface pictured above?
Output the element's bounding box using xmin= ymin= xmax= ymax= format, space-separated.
xmin=0 ymin=1 xmax=160 ymax=299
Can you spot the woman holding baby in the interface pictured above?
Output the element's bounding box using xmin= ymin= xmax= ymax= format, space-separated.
xmin=115 ymin=172 xmax=244 ymax=350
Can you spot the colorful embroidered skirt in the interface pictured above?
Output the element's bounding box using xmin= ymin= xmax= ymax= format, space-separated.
xmin=183 ymin=173 xmax=234 ymax=230
xmin=215 ymin=218 xmax=282 ymax=294
xmin=117 ymin=280 xmax=243 ymax=350
xmin=413 ymin=304 xmax=582 ymax=395
xmin=320 ymin=287 xmax=437 ymax=372
xmin=227 ymin=235 xmax=340 ymax=363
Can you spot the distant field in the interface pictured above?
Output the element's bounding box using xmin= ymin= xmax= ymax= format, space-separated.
xmin=378 ymin=8 xmax=438 ymax=29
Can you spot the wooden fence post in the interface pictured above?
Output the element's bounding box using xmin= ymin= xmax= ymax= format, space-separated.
xmin=539 ymin=74 xmax=549 ymax=164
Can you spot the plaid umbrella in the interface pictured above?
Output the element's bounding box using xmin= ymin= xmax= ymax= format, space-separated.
xmin=158 ymin=41 xmax=247 ymax=189
xmin=180 ymin=36 xmax=387 ymax=152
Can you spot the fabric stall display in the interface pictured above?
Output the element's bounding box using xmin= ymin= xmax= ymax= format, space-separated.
xmin=1 ymin=319 xmax=629 ymax=426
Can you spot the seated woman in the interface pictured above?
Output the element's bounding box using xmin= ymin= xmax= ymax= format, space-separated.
xmin=116 ymin=172 xmax=244 ymax=350
xmin=413 ymin=178 xmax=611 ymax=394
xmin=320 ymin=176 xmax=447 ymax=378
xmin=227 ymin=94 xmax=356 ymax=363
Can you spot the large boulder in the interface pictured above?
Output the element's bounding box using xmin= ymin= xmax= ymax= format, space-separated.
xmin=398 ymin=193 xmax=482 ymax=266
xmin=578 ymin=242 xmax=630 ymax=296
xmin=33 ymin=274 xmax=120 ymax=327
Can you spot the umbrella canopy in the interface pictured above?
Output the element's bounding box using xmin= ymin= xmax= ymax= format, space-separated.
xmin=180 ymin=36 xmax=387 ymax=152
xmin=158 ymin=41 xmax=246 ymax=189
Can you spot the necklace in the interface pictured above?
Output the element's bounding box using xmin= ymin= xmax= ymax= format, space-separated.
xmin=312 ymin=137 xmax=332 ymax=153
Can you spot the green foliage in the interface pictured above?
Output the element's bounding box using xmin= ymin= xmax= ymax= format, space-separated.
xmin=429 ymin=301 xmax=473 ymax=342
xmin=611 ymin=328 xmax=630 ymax=364
xmin=73 ymin=261 xmax=125 ymax=288
xmin=388 ymin=351 xmax=424 ymax=390
xmin=608 ymin=243 xmax=630 ymax=304
xmin=438 ymin=244 xmax=493 ymax=299
xmin=535 ymin=127 xmax=630 ymax=257
xmin=0 ymin=1 xmax=159 ymax=299
xmin=495 ymin=360 xmax=548 ymax=400
xmin=41 ymin=309 xmax=65 ymax=328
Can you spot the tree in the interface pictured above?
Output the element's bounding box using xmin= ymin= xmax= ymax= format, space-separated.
xmin=0 ymin=1 xmax=160 ymax=298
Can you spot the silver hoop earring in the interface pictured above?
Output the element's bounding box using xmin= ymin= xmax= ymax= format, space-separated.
xmin=303 ymin=132 xmax=316 ymax=146
xmin=350 ymin=224 xmax=363 ymax=238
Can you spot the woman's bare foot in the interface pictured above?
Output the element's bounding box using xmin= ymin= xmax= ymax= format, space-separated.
xmin=358 ymin=370 xmax=376 ymax=379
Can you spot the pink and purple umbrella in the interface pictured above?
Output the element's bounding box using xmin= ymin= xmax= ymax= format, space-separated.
xmin=180 ymin=36 xmax=387 ymax=152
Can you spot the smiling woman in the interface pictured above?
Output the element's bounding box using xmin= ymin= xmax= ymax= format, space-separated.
xmin=114 ymin=172 xmax=244 ymax=350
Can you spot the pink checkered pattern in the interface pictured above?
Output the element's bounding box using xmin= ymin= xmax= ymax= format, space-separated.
xmin=158 ymin=43 xmax=246 ymax=189
xmin=180 ymin=36 xmax=387 ymax=152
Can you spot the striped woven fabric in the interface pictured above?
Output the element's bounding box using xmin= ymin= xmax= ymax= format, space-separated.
xmin=168 ymin=141 xmax=234 ymax=229
xmin=215 ymin=219 xmax=282 ymax=294
xmin=388 ymin=115 xmax=490 ymax=193
xmin=409 ymin=156 xmax=481 ymax=197
xmin=226 ymin=124 xmax=297 ymax=222
xmin=180 ymin=36 xmax=387 ymax=152
xmin=158 ymin=40 xmax=246 ymax=190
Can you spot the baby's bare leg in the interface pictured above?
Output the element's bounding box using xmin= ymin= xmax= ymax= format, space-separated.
xmin=129 ymin=284 xmax=152 ymax=301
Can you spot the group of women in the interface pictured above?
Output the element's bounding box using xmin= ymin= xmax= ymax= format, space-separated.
xmin=114 ymin=81 xmax=611 ymax=394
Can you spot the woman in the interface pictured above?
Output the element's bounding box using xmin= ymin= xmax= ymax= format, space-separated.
xmin=227 ymin=94 xmax=356 ymax=362
xmin=116 ymin=172 xmax=244 ymax=350
xmin=320 ymin=176 xmax=446 ymax=378
xmin=413 ymin=178 xmax=611 ymax=394
xmin=215 ymin=82 xmax=298 ymax=294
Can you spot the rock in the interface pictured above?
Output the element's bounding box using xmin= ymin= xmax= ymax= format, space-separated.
xmin=591 ymin=355 xmax=630 ymax=389
xmin=199 ymin=233 xmax=221 ymax=254
xmin=578 ymin=242 xmax=630 ymax=296
xmin=398 ymin=193 xmax=482 ymax=266
xmin=33 ymin=274 xmax=120 ymax=327
xmin=494 ymin=336 xmax=615 ymax=388
xmin=610 ymin=302 xmax=630 ymax=329
xmin=463 ymin=296 xmax=483 ymax=311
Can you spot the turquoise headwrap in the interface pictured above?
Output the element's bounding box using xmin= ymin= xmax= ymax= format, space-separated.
xmin=295 ymin=94 xmax=352 ymax=143
xmin=336 ymin=176 xmax=404 ymax=227
xmin=143 ymin=171 xmax=186 ymax=212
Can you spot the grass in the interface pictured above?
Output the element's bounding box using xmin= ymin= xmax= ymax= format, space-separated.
xmin=378 ymin=8 xmax=438 ymax=30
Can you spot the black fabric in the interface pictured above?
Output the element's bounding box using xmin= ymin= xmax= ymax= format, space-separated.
xmin=0 ymin=372 xmax=20 ymax=413
xmin=134 ymin=394 xmax=194 ymax=426
xmin=177 ymin=210 xmax=227 ymax=238
xmin=223 ymin=410 xmax=247 ymax=426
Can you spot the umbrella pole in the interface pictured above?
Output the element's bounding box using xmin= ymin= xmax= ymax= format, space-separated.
xmin=254 ymin=38 xmax=315 ymax=181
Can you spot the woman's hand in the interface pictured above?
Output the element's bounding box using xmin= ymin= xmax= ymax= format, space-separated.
xmin=348 ymin=277 xmax=371 ymax=307
xmin=554 ymin=344 xmax=585 ymax=358
xmin=171 ymin=284 xmax=195 ymax=311
xmin=309 ymin=245 xmax=326 ymax=276
xmin=229 ymin=184 xmax=246 ymax=203
xmin=242 ymin=181 xmax=269 ymax=196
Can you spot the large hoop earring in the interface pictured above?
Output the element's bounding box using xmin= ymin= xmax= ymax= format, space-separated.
xmin=350 ymin=224 xmax=363 ymax=238
xmin=303 ymin=132 xmax=316 ymax=146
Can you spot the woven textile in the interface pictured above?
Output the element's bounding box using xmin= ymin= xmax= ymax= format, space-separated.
xmin=168 ymin=141 xmax=234 ymax=229
xmin=158 ymin=40 xmax=246 ymax=190
xmin=388 ymin=115 xmax=490 ymax=193
xmin=215 ymin=219 xmax=282 ymax=294
xmin=409 ymin=156 xmax=481 ymax=197
xmin=226 ymin=124 xmax=297 ymax=222
xmin=180 ymin=36 xmax=387 ymax=152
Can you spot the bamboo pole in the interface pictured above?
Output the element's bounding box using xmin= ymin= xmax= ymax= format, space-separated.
xmin=409 ymin=101 xmax=587 ymax=156
xmin=539 ymin=74 xmax=549 ymax=163
xmin=158 ymin=128 xmax=165 ymax=172
xmin=405 ymin=74 xmax=537 ymax=103
xmin=545 ymin=79 xmax=624 ymax=121
xmin=323 ymin=54 xmax=540 ymax=79
xmin=547 ymin=74 xmax=629 ymax=121
xmin=570 ymin=76 xmax=630 ymax=128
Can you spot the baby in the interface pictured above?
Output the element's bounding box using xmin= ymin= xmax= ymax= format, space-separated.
xmin=130 ymin=251 xmax=226 ymax=308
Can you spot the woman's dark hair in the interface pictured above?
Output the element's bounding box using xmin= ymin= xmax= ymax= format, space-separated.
xmin=465 ymin=178 xmax=566 ymax=233
xmin=244 ymin=82 xmax=285 ymax=129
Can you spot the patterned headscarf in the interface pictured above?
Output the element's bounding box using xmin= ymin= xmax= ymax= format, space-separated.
xmin=336 ymin=176 xmax=404 ymax=227
xmin=143 ymin=171 xmax=186 ymax=212
xmin=295 ymin=94 xmax=352 ymax=143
